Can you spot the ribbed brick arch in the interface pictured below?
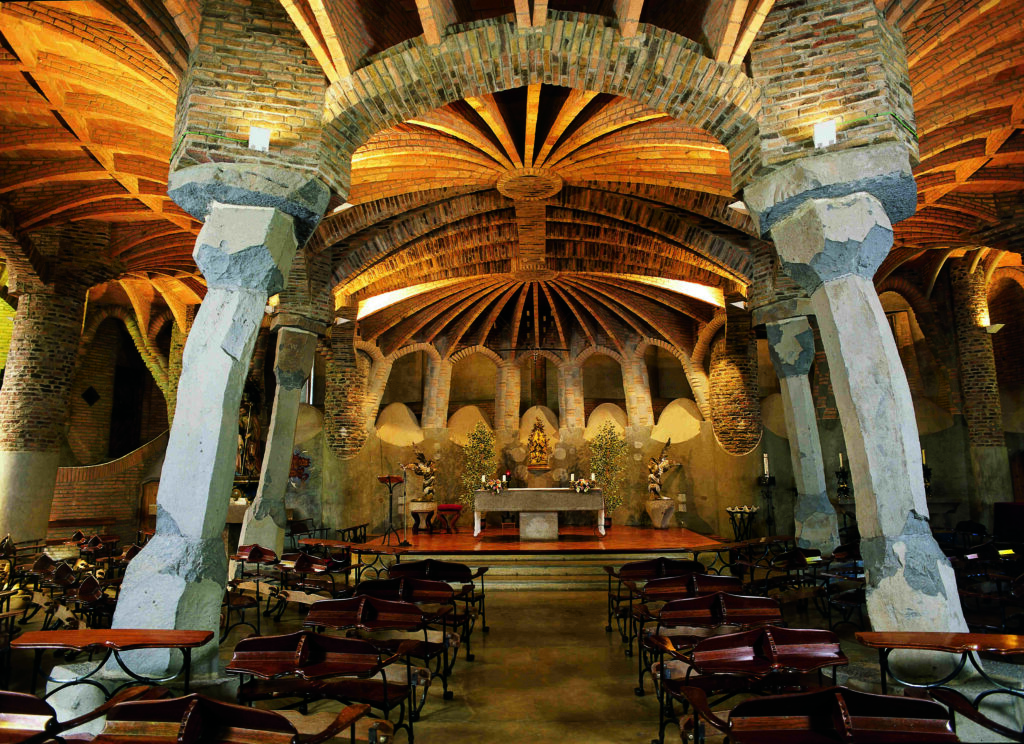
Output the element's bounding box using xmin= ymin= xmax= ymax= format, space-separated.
xmin=574 ymin=345 xmax=625 ymax=367
xmin=514 ymin=349 xmax=566 ymax=369
xmin=79 ymin=306 xmax=169 ymax=397
xmin=321 ymin=13 xmax=761 ymax=196
xmin=989 ymin=266 xmax=1024 ymax=296
xmin=354 ymin=338 xmax=384 ymax=364
xmin=691 ymin=313 xmax=727 ymax=372
xmin=385 ymin=342 xmax=441 ymax=365
xmin=449 ymin=345 xmax=504 ymax=366
xmin=633 ymin=337 xmax=709 ymax=415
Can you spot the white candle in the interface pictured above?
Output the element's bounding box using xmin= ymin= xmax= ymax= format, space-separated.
xmin=570 ymin=473 xmax=575 ymax=481
xmin=502 ymin=474 xmax=507 ymax=482
xmin=839 ymin=452 xmax=843 ymax=469
xmin=922 ymin=448 xmax=926 ymax=465
xmin=763 ymin=453 xmax=770 ymax=477
xmin=591 ymin=472 xmax=596 ymax=481
xmin=481 ymin=475 xmax=486 ymax=483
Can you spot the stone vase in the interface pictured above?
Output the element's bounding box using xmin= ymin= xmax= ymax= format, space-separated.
xmin=645 ymin=498 xmax=676 ymax=529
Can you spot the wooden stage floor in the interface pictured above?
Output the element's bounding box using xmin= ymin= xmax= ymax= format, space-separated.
xmin=373 ymin=525 xmax=724 ymax=555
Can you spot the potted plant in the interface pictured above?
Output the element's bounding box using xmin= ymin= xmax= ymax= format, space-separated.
xmin=589 ymin=421 xmax=627 ymax=527
xmin=646 ymin=439 xmax=677 ymax=528
xmin=459 ymin=422 xmax=497 ymax=509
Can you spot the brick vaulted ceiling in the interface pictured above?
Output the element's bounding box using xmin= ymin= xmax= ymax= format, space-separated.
xmin=0 ymin=1 xmax=1021 ymax=359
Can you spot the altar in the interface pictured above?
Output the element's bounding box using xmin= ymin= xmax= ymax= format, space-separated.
xmin=473 ymin=488 xmax=605 ymax=540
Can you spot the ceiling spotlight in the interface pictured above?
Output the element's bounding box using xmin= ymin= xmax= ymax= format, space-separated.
xmin=813 ymin=119 xmax=838 ymax=149
xmin=332 ymin=202 xmax=355 ymax=214
xmin=334 ymin=316 xmax=352 ymax=326
xmin=248 ymin=126 xmax=271 ymax=153
xmin=728 ymin=200 xmax=749 ymax=215
xmin=730 ymin=300 xmax=747 ymax=310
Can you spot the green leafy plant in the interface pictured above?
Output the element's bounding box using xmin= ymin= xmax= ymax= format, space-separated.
xmin=459 ymin=422 xmax=497 ymax=508
xmin=589 ymin=421 xmax=627 ymax=514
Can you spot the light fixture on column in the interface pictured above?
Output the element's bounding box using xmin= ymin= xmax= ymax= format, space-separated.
xmin=265 ymin=293 xmax=280 ymax=315
xmin=248 ymin=126 xmax=271 ymax=153
xmin=985 ymin=323 xmax=1005 ymax=334
xmin=813 ymin=119 xmax=838 ymax=149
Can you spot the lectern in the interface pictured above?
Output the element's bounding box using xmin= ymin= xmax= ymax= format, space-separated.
xmin=377 ymin=475 xmax=410 ymax=546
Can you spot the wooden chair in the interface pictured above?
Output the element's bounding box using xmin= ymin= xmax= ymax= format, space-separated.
xmin=275 ymin=552 xmax=352 ymax=604
xmin=286 ymin=519 xmax=328 ymax=550
xmin=604 ymin=557 xmax=707 ymax=641
xmin=388 ymin=558 xmax=490 ymax=633
xmin=61 ymin=574 xmax=117 ymax=629
xmin=305 ymin=594 xmax=457 ymax=706
xmin=929 ymin=687 xmax=1024 ymax=743
xmin=92 ymin=692 xmax=389 ymax=743
xmin=228 ymin=630 xmax=417 ymax=743
xmin=674 ymin=684 xmax=958 ymax=743
xmin=0 ymin=685 xmax=163 ymax=744
xmin=336 ymin=523 xmax=369 ymax=544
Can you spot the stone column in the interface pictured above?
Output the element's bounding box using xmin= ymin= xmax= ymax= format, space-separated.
xmin=558 ymin=363 xmax=585 ymax=431
xmin=496 ymin=361 xmax=521 ymax=432
xmin=766 ymin=316 xmax=839 ymax=552
xmin=0 ymin=285 xmax=86 ymax=540
xmin=421 ymin=356 xmax=452 ymax=431
xmin=949 ymin=258 xmax=1012 ymax=526
xmin=238 ymin=325 xmax=318 ymax=555
xmin=753 ymin=184 xmax=966 ymax=635
xmin=112 ymin=203 xmax=307 ymax=675
xmin=621 ymin=354 xmax=654 ymax=428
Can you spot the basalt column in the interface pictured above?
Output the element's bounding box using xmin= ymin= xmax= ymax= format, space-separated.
xmin=0 ymin=283 xmax=86 ymax=540
xmin=766 ymin=316 xmax=839 ymax=552
xmin=748 ymin=0 xmax=966 ymax=637
xmin=238 ymin=325 xmax=318 ymax=554
xmin=950 ymin=258 xmax=1012 ymax=526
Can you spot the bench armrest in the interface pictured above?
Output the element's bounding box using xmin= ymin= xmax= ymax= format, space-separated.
xmin=929 ymin=687 xmax=1024 ymax=742
xmin=56 ymin=685 xmax=167 ymax=732
xmin=299 ymin=703 xmax=371 ymax=744
xmin=673 ymin=685 xmax=730 ymax=739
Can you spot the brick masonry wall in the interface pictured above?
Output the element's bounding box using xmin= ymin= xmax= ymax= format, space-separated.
xmin=810 ymin=324 xmax=839 ymax=421
xmin=48 ymin=433 xmax=168 ymax=546
xmin=751 ymin=0 xmax=917 ymax=169
xmin=170 ymin=0 xmax=333 ymax=180
xmin=709 ymin=308 xmax=762 ymax=454
xmin=989 ymin=275 xmax=1024 ymax=391
xmin=950 ymin=260 xmax=1005 ymax=446
xmin=67 ymin=320 xmax=118 ymax=464
xmin=0 ymin=302 xmax=14 ymax=370
xmin=325 ymin=305 xmax=369 ymax=457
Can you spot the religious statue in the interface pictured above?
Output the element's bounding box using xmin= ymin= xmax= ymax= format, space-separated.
xmin=403 ymin=449 xmax=437 ymax=501
xmin=647 ymin=439 xmax=676 ymax=500
xmin=526 ymin=417 xmax=551 ymax=470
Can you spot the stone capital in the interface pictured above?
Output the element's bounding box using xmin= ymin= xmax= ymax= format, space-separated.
xmin=744 ymin=142 xmax=916 ymax=237
xmin=271 ymin=312 xmax=327 ymax=337
xmin=273 ymin=327 xmax=318 ymax=390
xmin=193 ymin=204 xmax=298 ymax=294
xmin=169 ymin=163 xmax=331 ymax=244
xmin=766 ymin=316 xmax=815 ymax=378
xmin=770 ymin=192 xmax=894 ymax=295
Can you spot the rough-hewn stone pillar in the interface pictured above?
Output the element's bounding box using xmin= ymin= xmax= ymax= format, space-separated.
xmin=710 ymin=305 xmax=761 ymax=454
xmin=324 ymin=305 xmax=369 ymax=458
xmin=113 ymin=202 xmax=319 ymax=675
xmin=0 ymin=284 xmax=86 ymax=540
xmin=496 ymin=361 xmax=521 ymax=432
xmin=749 ymin=172 xmax=966 ymax=636
xmin=622 ymin=353 xmax=654 ymax=428
xmin=950 ymin=258 xmax=1012 ymax=526
xmin=421 ymin=356 xmax=452 ymax=431
xmin=238 ymin=325 xmax=318 ymax=554
xmin=558 ymin=363 xmax=585 ymax=431
xmin=766 ymin=316 xmax=839 ymax=552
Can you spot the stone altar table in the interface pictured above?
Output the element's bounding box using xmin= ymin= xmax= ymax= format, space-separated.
xmin=473 ymin=488 xmax=604 ymax=540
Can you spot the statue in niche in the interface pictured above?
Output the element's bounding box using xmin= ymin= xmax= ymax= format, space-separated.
xmin=647 ymin=438 xmax=676 ymax=500
xmin=403 ymin=449 xmax=437 ymax=501
xmin=526 ymin=417 xmax=551 ymax=470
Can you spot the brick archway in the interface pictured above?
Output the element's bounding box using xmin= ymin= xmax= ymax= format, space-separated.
xmin=320 ymin=13 xmax=761 ymax=196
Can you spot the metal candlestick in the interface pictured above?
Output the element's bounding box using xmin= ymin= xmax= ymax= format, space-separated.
xmin=758 ymin=475 xmax=777 ymax=535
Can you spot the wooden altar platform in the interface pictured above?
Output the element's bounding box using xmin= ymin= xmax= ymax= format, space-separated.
xmin=376 ymin=525 xmax=723 ymax=556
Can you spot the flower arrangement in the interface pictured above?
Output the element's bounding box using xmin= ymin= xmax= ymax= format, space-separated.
xmin=484 ymin=478 xmax=505 ymax=493
xmin=572 ymin=478 xmax=593 ymax=493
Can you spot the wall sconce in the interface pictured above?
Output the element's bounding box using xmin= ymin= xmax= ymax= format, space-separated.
xmin=265 ymin=293 xmax=280 ymax=315
xmin=248 ymin=126 xmax=271 ymax=153
xmin=813 ymin=119 xmax=838 ymax=149
xmin=985 ymin=323 xmax=1005 ymax=334
xmin=728 ymin=200 xmax=749 ymax=215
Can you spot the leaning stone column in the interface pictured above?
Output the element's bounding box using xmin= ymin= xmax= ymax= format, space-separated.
xmin=766 ymin=316 xmax=839 ymax=553
xmin=112 ymin=203 xmax=304 ymax=675
xmin=949 ymin=258 xmax=1012 ymax=526
xmin=764 ymin=189 xmax=967 ymax=635
xmin=421 ymin=356 xmax=452 ymax=431
xmin=0 ymin=284 xmax=86 ymax=540
xmin=238 ymin=325 xmax=318 ymax=555
xmin=558 ymin=363 xmax=585 ymax=431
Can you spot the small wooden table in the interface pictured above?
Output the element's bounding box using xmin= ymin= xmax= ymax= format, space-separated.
xmin=13 ymin=628 xmax=213 ymax=698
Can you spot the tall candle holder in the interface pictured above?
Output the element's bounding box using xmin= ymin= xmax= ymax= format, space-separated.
xmin=835 ymin=467 xmax=855 ymax=540
xmin=923 ymin=463 xmax=932 ymax=499
xmin=758 ymin=474 xmax=777 ymax=535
